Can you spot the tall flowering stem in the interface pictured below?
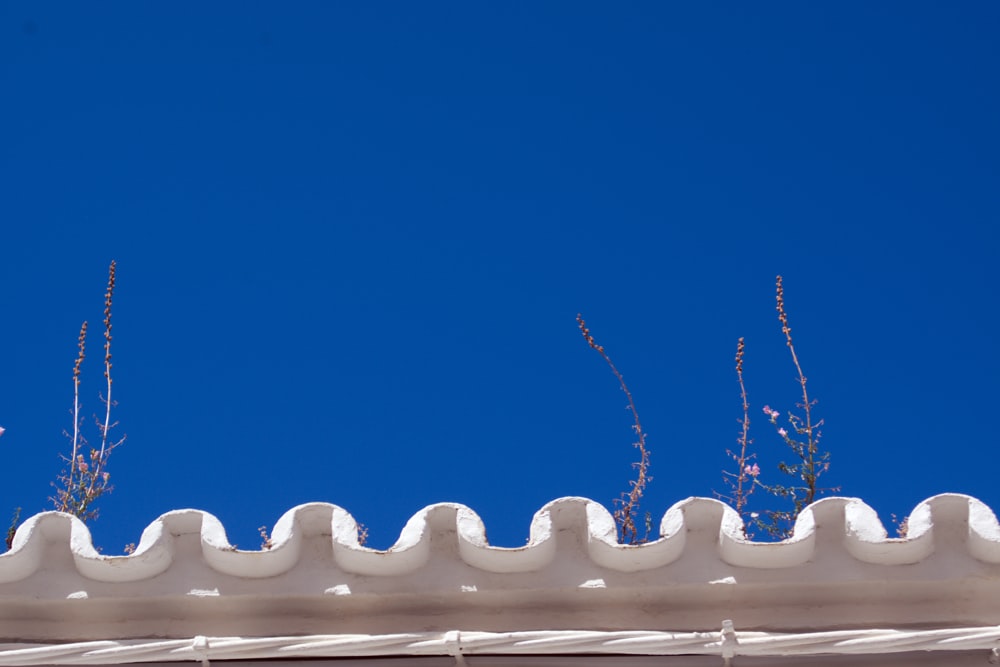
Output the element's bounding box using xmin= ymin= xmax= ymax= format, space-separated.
xmin=98 ymin=260 xmax=116 ymax=461
xmin=716 ymin=338 xmax=758 ymax=533
xmin=51 ymin=261 xmax=125 ymax=521
xmin=577 ymin=314 xmax=651 ymax=544
xmin=70 ymin=322 xmax=87 ymax=497
xmin=776 ymin=275 xmax=818 ymax=503
xmin=753 ymin=275 xmax=836 ymax=538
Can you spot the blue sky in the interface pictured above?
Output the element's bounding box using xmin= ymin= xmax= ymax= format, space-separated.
xmin=1 ymin=3 xmax=998 ymax=550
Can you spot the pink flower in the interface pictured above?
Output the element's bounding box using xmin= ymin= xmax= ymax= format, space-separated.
xmin=778 ymin=428 xmax=787 ymax=437
xmin=744 ymin=463 xmax=760 ymax=477
xmin=0 ymin=426 xmax=5 ymax=438
xmin=762 ymin=405 xmax=779 ymax=420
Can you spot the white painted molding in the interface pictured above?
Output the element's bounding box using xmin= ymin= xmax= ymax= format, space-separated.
xmin=2 ymin=627 xmax=1000 ymax=665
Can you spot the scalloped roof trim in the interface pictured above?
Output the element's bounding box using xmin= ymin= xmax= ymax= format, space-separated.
xmin=2 ymin=493 xmax=998 ymax=584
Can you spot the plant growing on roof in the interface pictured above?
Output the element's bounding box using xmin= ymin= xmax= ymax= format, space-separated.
xmin=718 ymin=275 xmax=838 ymax=538
xmin=577 ymin=314 xmax=651 ymax=544
xmin=582 ymin=276 xmax=837 ymax=543
xmin=715 ymin=337 xmax=758 ymax=525
xmin=50 ymin=261 xmax=126 ymax=522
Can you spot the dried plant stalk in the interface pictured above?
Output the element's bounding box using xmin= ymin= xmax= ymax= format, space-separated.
xmin=577 ymin=314 xmax=650 ymax=544
xmin=50 ymin=261 xmax=125 ymax=521
xmin=716 ymin=338 xmax=759 ymax=534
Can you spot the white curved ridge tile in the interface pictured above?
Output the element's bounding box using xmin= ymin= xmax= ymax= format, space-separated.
xmin=843 ymin=497 xmax=933 ymax=564
xmin=967 ymin=496 xmax=1000 ymax=563
xmin=2 ymin=495 xmax=1000 ymax=582
xmin=717 ymin=497 xmax=818 ymax=569
xmin=456 ymin=499 xmax=557 ymax=573
xmin=332 ymin=502 xmax=452 ymax=576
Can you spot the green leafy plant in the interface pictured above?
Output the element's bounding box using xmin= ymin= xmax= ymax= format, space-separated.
xmin=5 ymin=507 xmax=20 ymax=551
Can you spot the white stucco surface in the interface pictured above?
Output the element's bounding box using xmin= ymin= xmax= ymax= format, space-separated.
xmin=1 ymin=494 xmax=999 ymax=665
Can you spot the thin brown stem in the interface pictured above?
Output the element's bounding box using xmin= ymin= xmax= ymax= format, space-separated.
xmin=577 ymin=314 xmax=650 ymax=544
xmin=715 ymin=337 xmax=758 ymax=536
xmin=65 ymin=322 xmax=88 ymax=513
xmin=99 ymin=260 xmax=116 ymax=461
xmin=733 ymin=338 xmax=752 ymax=514
xmin=776 ymin=275 xmax=816 ymax=503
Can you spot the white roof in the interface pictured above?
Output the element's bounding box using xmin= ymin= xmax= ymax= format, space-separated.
xmin=2 ymin=494 xmax=1000 ymax=666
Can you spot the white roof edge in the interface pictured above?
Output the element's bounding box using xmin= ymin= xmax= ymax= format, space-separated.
xmin=2 ymin=494 xmax=999 ymax=582
xmin=5 ymin=494 xmax=1000 ymax=648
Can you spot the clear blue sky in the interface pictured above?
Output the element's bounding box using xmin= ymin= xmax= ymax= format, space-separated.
xmin=1 ymin=3 xmax=997 ymax=550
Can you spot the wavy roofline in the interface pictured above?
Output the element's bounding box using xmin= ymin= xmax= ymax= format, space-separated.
xmin=2 ymin=493 xmax=999 ymax=583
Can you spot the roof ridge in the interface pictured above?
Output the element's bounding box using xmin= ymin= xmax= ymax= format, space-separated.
xmin=2 ymin=493 xmax=998 ymax=583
